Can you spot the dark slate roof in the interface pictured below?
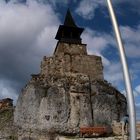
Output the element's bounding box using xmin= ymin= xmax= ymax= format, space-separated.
xmin=64 ymin=9 xmax=77 ymax=27
xmin=55 ymin=9 xmax=84 ymax=44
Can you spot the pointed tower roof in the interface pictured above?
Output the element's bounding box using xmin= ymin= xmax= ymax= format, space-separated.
xmin=55 ymin=9 xmax=84 ymax=44
xmin=64 ymin=9 xmax=77 ymax=27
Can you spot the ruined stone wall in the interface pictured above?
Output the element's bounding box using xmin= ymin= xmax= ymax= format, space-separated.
xmin=0 ymin=98 xmax=13 ymax=110
xmin=54 ymin=42 xmax=87 ymax=55
xmin=40 ymin=42 xmax=103 ymax=80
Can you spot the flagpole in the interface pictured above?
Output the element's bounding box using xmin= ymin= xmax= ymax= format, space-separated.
xmin=106 ymin=0 xmax=136 ymax=139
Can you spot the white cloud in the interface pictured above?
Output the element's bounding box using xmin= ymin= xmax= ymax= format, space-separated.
xmin=75 ymin=0 xmax=140 ymax=20
xmin=0 ymin=0 xmax=60 ymax=102
xmin=0 ymin=79 xmax=18 ymax=104
xmin=75 ymin=0 xmax=123 ymax=20
xmin=75 ymin=0 xmax=104 ymax=20
xmin=104 ymin=62 xmax=125 ymax=88
xmin=135 ymin=85 xmax=140 ymax=95
xmin=120 ymin=26 xmax=140 ymax=58
xmin=82 ymin=28 xmax=114 ymax=56
xmin=7 ymin=0 xmax=68 ymax=6
xmin=130 ymin=62 xmax=140 ymax=83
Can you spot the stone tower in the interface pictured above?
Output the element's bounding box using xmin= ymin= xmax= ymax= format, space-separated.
xmin=14 ymin=10 xmax=127 ymax=139
xmin=40 ymin=9 xmax=103 ymax=82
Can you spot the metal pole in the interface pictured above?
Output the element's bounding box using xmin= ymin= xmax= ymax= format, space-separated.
xmin=106 ymin=0 xmax=137 ymax=139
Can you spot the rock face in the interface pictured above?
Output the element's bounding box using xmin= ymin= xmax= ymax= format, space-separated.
xmin=14 ymin=10 xmax=127 ymax=139
xmin=14 ymin=42 xmax=126 ymax=139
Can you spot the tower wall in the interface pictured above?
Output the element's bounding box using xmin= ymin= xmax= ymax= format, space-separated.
xmin=40 ymin=42 xmax=104 ymax=81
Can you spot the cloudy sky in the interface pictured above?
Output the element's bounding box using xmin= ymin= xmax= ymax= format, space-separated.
xmin=0 ymin=0 xmax=140 ymax=120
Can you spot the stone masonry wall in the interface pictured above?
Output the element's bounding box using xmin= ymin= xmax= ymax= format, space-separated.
xmin=40 ymin=42 xmax=103 ymax=81
xmin=0 ymin=98 xmax=13 ymax=110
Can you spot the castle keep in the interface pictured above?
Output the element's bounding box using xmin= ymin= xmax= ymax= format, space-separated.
xmin=13 ymin=10 xmax=127 ymax=139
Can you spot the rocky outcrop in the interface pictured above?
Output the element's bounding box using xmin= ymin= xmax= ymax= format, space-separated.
xmin=14 ymin=72 xmax=127 ymax=139
xmin=91 ymin=80 xmax=126 ymax=126
xmin=13 ymin=10 xmax=127 ymax=140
